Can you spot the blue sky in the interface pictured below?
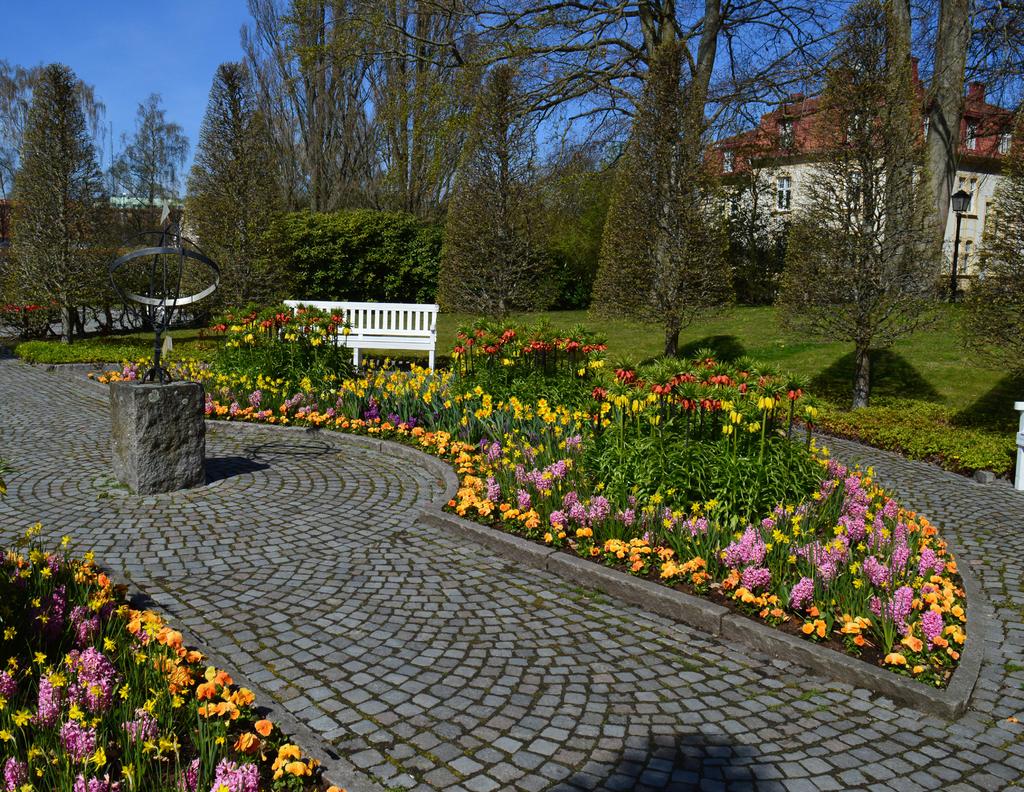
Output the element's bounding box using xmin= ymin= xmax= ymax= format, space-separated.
xmin=4 ymin=1 xmax=252 ymax=172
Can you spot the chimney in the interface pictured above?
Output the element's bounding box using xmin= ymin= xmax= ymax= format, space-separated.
xmin=967 ymin=82 xmax=986 ymax=102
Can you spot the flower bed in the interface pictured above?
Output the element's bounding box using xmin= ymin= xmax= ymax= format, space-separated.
xmin=93 ymin=343 xmax=967 ymax=687
xmin=0 ymin=527 xmax=342 ymax=792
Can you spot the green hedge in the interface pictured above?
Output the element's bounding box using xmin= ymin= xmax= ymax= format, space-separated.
xmin=818 ymin=398 xmax=1015 ymax=476
xmin=264 ymin=209 xmax=441 ymax=304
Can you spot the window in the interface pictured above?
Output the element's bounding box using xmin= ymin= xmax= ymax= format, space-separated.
xmin=966 ymin=123 xmax=978 ymax=151
xmin=723 ymin=150 xmax=735 ymax=173
xmin=923 ymin=117 xmax=930 ymax=140
xmin=963 ymin=239 xmax=973 ymax=271
xmin=776 ymin=176 xmax=792 ymax=211
xmin=999 ymin=132 xmax=1012 ymax=155
xmin=779 ymin=120 xmax=793 ymax=148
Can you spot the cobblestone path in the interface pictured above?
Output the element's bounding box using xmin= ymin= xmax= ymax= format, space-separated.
xmin=1 ymin=357 xmax=1023 ymax=792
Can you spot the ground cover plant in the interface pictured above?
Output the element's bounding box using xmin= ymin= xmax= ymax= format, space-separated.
xmin=0 ymin=527 xmax=340 ymax=792
xmin=96 ymin=321 xmax=968 ymax=686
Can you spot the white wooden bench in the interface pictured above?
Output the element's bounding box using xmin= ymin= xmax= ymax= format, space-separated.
xmin=284 ymin=300 xmax=439 ymax=369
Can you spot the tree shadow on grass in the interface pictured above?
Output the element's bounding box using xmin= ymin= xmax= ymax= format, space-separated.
xmin=952 ymin=371 xmax=1024 ymax=431
xmin=553 ymin=732 xmax=781 ymax=792
xmin=677 ymin=335 xmax=748 ymax=363
xmin=811 ymin=349 xmax=940 ymax=405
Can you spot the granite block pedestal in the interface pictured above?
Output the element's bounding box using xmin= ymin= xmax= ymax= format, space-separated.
xmin=110 ymin=381 xmax=205 ymax=494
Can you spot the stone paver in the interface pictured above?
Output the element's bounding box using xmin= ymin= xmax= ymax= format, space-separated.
xmin=1 ymin=357 xmax=1023 ymax=791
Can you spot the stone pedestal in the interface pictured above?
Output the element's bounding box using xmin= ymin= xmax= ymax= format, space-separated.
xmin=110 ymin=381 xmax=206 ymax=494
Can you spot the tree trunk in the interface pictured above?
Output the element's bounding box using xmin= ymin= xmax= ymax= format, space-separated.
xmin=61 ymin=303 xmax=74 ymax=345
xmin=852 ymin=345 xmax=871 ymax=408
xmin=664 ymin=322 xmax=679 ymax=357
xmin=926 ymin=0 xmax=970 ymax=241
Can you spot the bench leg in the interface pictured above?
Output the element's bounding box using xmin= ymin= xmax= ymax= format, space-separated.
xmin=353 ymin=347 xmax=361 ymax=369
xmin=429 ymin=349 xmax=435 ymax=370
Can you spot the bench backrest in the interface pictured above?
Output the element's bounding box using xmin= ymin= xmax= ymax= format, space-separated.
xmin=284 ymin=300 xmax=438 ymax=338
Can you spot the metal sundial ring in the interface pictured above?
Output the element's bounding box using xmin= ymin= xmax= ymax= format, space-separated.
xmin=109 ymin=216 xmax=219 ymax=384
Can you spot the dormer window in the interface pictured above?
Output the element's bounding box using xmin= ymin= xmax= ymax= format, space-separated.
xmin=723 ymin=150 xmax=735 ymax=173
xmin=966 ymin=123 xmax=978 ymax=151
xmin=779 ymin=120 xmax=794 ymax=148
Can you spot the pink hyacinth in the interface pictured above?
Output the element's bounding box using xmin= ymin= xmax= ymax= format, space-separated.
xmin=517 ymin=489 xmax=532 ymax=511
xmin=70 ymin=605 xmax=100 ymax=647
xmin=35 ymin=674 xmax=64 ymax=726
xmin=921 ymin=609 xmax=945 ymax=649
xmin=208 ymin=760 xmax=260 ymax=792
xmin=178 ymin=760 xmax=200 ymax=792
xmin=4 ymin=758 xmax=27 ymax=792
xmin=73 ymin=777 xmax=121 ymax=792
xmin=723 ymin=526 xmax=766 ymax=569
xmin=862 ymin=556 xmax=890 ymax=587
xmin=587 ymin=496 xmax=610 ymax=523
xmin=122 ymin=708 xmax=159 ymax=744
xmin=918 ymin=547 xmax=946 ymax=578
xmin=61 ymin=720 xmax=98 ymax=762
xmin=67 ymin=647 xmax=119 ymax=713
xmin=870 ymin=585 xmax=915 ymax=635
xmin=0 ymin=671 xmax=16 ymax=699
xmin=789 ymin=576 xmax=815 ymax=610
xmin=485 ymin=476 xmax=501 ymax=502
xmin=741 ymin=566 xmax=771 ymax=591
xmin=549 ymin=510 xmax=566 ymax=527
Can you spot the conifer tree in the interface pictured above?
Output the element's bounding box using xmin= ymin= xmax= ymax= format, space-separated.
xmin=591 ymin=43 xmax=731 ymax=357
xmin=186 ymin=62 xmax=283 ymax=308
xmin=776 ymin=0 xmax=940 ymax=408
xmin=962 ymin=116 xmax=1024 ymax=365
xmin=11 ymin=63 xmax=105 ymax=344
xmin=437 ymin=66 xmax=549 ymax=317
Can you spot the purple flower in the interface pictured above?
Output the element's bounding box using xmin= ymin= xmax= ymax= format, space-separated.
xmin=619 ymin=508 xmax=636 ymax=527
xmin=549 ymin=510 xmax=566 ymax=527
xmin=862 ymin=556 xmax=890 ymax=587
xmin=688 ymin=517 xmax=709 ymax=537
xmin=564 ymin=434 xmax=582 ymax=452
xmin=486 ymin=442 xmax=502 ymax=463
xmin=248 ymin=389 xmax=262 ymax=409
xmin=870 ymin=585 xmax=915 ymax=635
xmin=789 ymin=577 xmax=815 ymax=610
xmin=741 ymin=566 xmax=771 ymax=591
xmin=122 ymin=708 xmax=159 ymax=744
xmin=4 ymin=759 xmax=27 ymax=792
xmin=208 ymin=760 xmax=260 ymax=792
xmin=70 ymin=605 xmax=100 ymax=647
xmin=485 ymin=476 xmax=501 ymax=502
xmin=516 ymin=489 xmax=531 ymax=511
xmin=587 ymin=496 xmax=610 ymax=523
xmin=918 ymin=547 xmax=946 ymax=578
xmin=67 ymin=647 xmax=119 ymax=713
xmin=722 ymin=527 xmax=766 ymax=568
xmin=362 ymin=397 xmax=379 ymax=421
xmin=61 ymin=720 xmax=98 ymax=762
xmin=178 ymin=760 xmax=200 ymax=792
xmin=0 ymin=671 xmax=16 ymax=699
xmin=35 ymin=674 xmax=64 ymax=726
xmin=892 ymin=540 xmax=910 ymax=572
xmin=73 ymin=778 xmax=121 ymax=792
xmin=921 ymin=610 xmax=944 ymax=649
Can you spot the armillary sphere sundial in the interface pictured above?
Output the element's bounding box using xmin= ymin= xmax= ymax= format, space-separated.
xmin=109 ymin=207 xmax=219 ymax=383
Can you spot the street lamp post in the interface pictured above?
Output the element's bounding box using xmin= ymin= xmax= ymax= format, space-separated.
xmin=949 ymin=189 xmax=971 ymax=302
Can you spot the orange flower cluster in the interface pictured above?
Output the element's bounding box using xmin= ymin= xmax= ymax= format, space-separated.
xmin=271 ymin=743 xmax=321 ymax=780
